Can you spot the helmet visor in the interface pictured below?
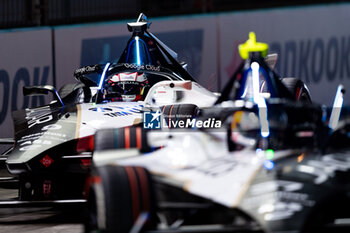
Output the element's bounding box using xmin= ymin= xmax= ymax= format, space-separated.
xmin=107 ymin=81 xmax=142 ymax=95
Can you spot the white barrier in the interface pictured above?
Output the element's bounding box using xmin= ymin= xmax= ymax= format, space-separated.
xmin=0 ymin=28 xmax=53 ymax=140
xmin=2 ymin=3 xmax=350 ymax=141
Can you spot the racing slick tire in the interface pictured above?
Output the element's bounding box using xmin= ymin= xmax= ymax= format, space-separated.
xmin=94 ymin=127 xmax=150 ymax=152
xmin=161 ymin=104 xmax=199 ymax=128
xmin=85 ymin=165 xmax=156 ymax=233
xmin=281 ymin=77 xmax=312 ymax=103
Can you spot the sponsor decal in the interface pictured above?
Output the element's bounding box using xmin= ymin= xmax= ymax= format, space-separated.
xmin=40 ymin=155 xmax=54 ymax=168
xmin=25 ymin=105 xmax=53 ymax=128
xmin=18 ymin=124 xmax=66 ymax=151
xmin=123 ymin=63 xmax=161 ymax=72
xmin=42 ymin=124 xmax=62 ymax=131
xmin=43 ymin=180 xmax=52 ymax=197
xmin=143 ymin=111 xmax=161 ymax=129
xmin=91 ymin=105 xmax=143 ymax=117
xmin=243 ymin=181 xmax=315 ymax=221
xmin=74 ymin=65 xmax=99 ymax=75
xmin=297 ymin=153 xmax=350 ymax=184
xmin=88 ymin=107 xmax=113 ymax=112
xmin=196 ymin=157 xmax=239 ymax=177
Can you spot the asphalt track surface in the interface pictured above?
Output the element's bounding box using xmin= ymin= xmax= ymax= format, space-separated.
xmin=0 ymin=188 xmax=84 ymax=233
xmin=0 ymin=152 xmax=83 ymax=233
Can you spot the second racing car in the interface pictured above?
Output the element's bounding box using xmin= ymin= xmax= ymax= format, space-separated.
xmin=85 ymin=33 xmax=350 ymax=233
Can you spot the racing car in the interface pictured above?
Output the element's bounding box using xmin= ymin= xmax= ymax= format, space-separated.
xmin=0 ymin=14 xmax=217 ymax=204
xmin=85 ymin=33 xmax=350 ymax=233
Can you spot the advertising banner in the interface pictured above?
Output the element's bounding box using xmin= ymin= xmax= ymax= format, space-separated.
xmin=218 ymin=4 xmax=350 ymax=105
xmin=2 ymin=2 xmax=350 ymax=147
xmin=0 ymin=28 xmax=53 ymax=143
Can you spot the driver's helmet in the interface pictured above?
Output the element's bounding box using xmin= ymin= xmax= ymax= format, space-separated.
xmin=104 ymin=72 xmax=149 ymax=102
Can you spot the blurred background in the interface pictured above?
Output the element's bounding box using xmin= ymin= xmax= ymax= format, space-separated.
xmin=1 ymin=0 xmax=350 ymax=148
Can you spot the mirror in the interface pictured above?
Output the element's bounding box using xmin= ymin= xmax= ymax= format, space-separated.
xmin=23 ymin=85 xmax=64 ymax=106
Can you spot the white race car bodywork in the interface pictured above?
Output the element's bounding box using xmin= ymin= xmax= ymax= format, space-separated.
xmin=78 ymin=80 xmax=217 ymax=138
xmin=93 ymin=129 xmax=297 ymax=208
xmin=6 ymin=80 xmax=217 ymax=165
xmin=77 ymin=102 xmax=144 ymax=138
xmin=143 ymin=80 xmax=218 ymax=108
